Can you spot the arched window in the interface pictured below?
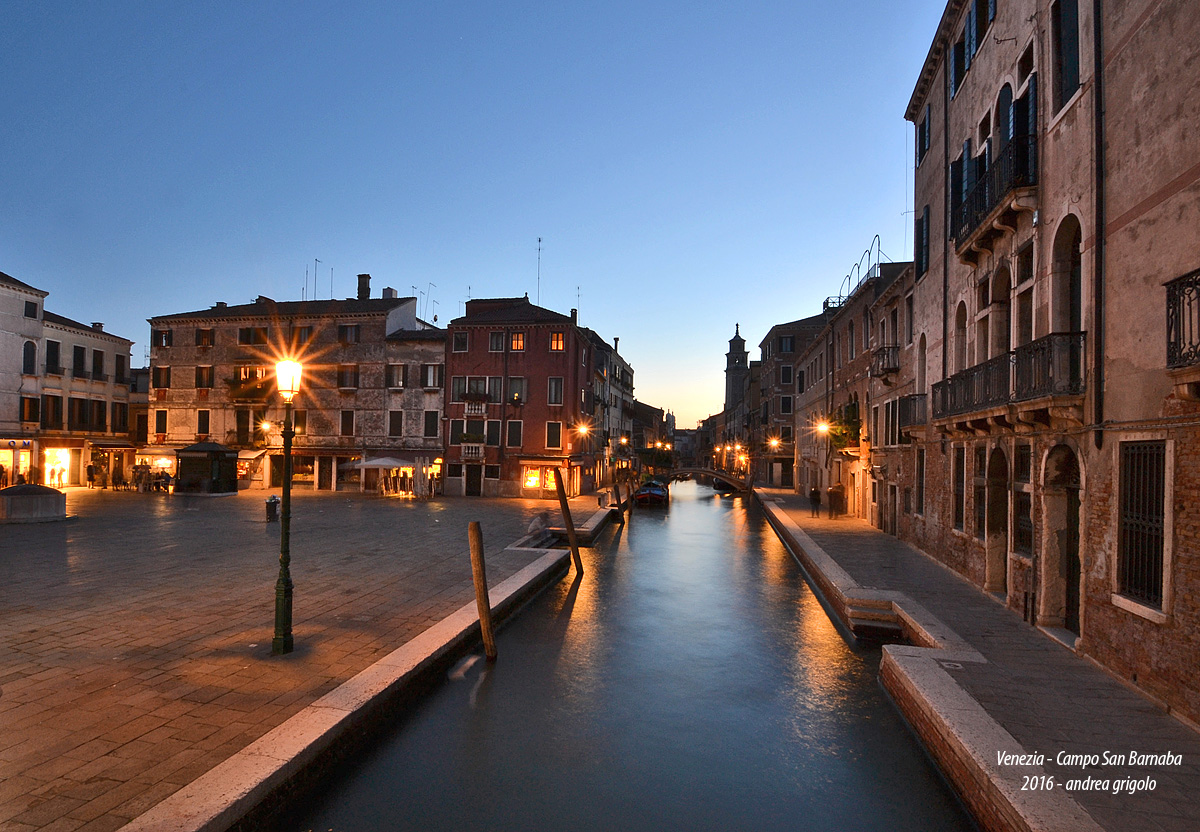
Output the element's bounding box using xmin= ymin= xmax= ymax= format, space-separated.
xmin=917 ymin=334 xmax=927 ymax=393
xmin=22 ymin=341 xmax=36 ymax=375
xmin=993 ymin=267 xmax=1012 ymax=354
xmin=996 ymin=84 xmax=1014 ymax=148
xmin=1052 ymin=215 xmax=1084 ymax=333
xmin=955 ymin=302 xmax=969 ymax=372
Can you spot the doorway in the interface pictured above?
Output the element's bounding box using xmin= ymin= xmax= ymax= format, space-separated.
xmin=465 ymin=464 xmax=483 ymax=496
xmin=986 ymin=448 xmax=1009 ymax=594
xmin=1041 ymin=446 xmax=1082 ymax=634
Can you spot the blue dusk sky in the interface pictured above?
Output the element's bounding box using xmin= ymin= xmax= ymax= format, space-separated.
xmin=2 ymin=2 xmax=945 ymax=428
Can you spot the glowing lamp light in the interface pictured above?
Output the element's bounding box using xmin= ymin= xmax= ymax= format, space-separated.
xmin=817 ymin=421 xmax=831 ymax=435
xmin=276 ymin=360 xmax=303 ymax=403
xmin=620 ymin=436 xmax=628 ymax=445
xmin=769 ymin=438 xmax=781 ymax=449
xmin=655 ymin=441 xmax=662 ymax=448
xmin=577 ymin=424 xmax=590 ymax=435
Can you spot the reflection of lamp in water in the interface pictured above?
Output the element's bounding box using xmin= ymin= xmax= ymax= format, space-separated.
xmin=272 ymin=359 xmax=302 ymax=655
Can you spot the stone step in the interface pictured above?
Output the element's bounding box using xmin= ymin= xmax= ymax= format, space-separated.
xmin=849 ymin=618 xmax=905 ymax=643
xmin=846 ymin=603 xmax=898 ymax=622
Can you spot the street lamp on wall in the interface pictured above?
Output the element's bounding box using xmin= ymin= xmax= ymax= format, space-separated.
xmin=273 ymin=359 xmax=302 ymax=655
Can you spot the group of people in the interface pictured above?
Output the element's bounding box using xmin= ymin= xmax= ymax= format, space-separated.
xmin=808 ymin=482 xmax=847 ymax=519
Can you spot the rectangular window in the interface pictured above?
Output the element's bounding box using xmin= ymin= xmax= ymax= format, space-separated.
xmin=292 ymin=326 xmax=313 ymax=348
xmin=1119 ymin=441 xmax=1166 ymax=608
xmin=73 ymin=345 xmax=87 ymax=378
xmin=197 ymin=409 xmax=210 ymax=436
xmin=115 ymin=354 xmax=127 ymax=384
xmin=337 ymin=364 xmax=359 ymax=389
xmin=153 ymin=329 xmax=173 ymax=348
xmin=546 ymin=421 xmax=562 ymax=449
xmin=975 ymin=485 xmax=987 ymax=540
xmin=338 ymin=324 xmax=360 ymax=345
xmin=453 ymin=331 xmax=468 ymax=352
xmin=195 ymin=328 xmax=214 ymax=347
xmin=489 ymin=332 xmax=505 ymax=352
xmin=508 ymin=377 xmax=526 ymax=405
xmin=954 ymin=447 xmax=966 ymax=530
xmin=916 ymin=448 xmax=926 ymax=514
xmin=916 ymin=105 xmax=931 ymax=166
xmin=848 ymin=322 xmax=856 ymax=358
xmin=424 ymin=410 xmax=439 ymax=438
xmin=45 ymin=341 xmax=61 ymax=375
xmin=467 ymin=376 xmax=487 ymax=397
xmin=465 ymin=419 xmax=485 ymax=442
xmin=91 ymin=401 xmax=106 ymax=431
xmin=510 ymin=332 xmax=525 ymax=351
xmin=389 ymin=410 xmax=404 ymax=436
xmin=905 ymin=295 xmax=915 ymax=344
xmin=111 ymin=402 xmax=128 ymax=432
xmin=779 ymin=396 xmax=792 ymax=415
xmin=195 ymin=366 xmax=214 ymax=388
xmin=780 ymin=365 xmax=793 ymax=386
xmin=92 ymin=350 xmax=105 ymax=380
xmin=41 ymin=395 xmax=63 ymax=429
xmin=550 ymin=331 xmax=565 ymax=351
xmin=292 ymin=410 xmax=306 ymax=435
xmin=386 ymin=364 xmax=408 ymax=389
xmin=422 ymin=364 xmax=444 ymax=388
xmin=447 ymin=463 xmax=464 ymax=479
xmin=20 ymin=396 xmax=39 ymax=422
xmin=548 ymin=377 xmax=564 ymax=405
xmin=485 ymin=464 xmax=501 ymax=479
xmin=779 ymin=335 xmax=795 ymax=353
xmin=236 ymin=409 xmax=251 ymax=444
xmin=487 ymin=376 xmax=503 ymax=402
xmin=796 ymin=369 xmax=805 ymax=393
xmin=24 ymin=300 xmax=38 ymax=318
xmin=1015 ymin=444 xmax=1032 ymax=482
xmin=238 ymin=327 xmax=267 ymax=345
xmin=507 ymin=420 xmax=523 ymax=447
xmin=340 ymin=410 xmax=355 ymax=436
xmin=155 ymin=409 xmax=167 ymax=434
xmin=1051 ymin=0 xmax=1080 ymax=112
xmin=451 ymin=376 xmax=466 ymax=402
xmin=152 ymin=366 xmax=171 ymax=388
xmin=486 ymin=420 xmax=502 ymax=446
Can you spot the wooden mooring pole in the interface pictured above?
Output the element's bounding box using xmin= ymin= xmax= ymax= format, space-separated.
xmin=467 ymin=521 xmax=497 ymax=661
xmin=554 ymin=468 xmax=584 ymax=576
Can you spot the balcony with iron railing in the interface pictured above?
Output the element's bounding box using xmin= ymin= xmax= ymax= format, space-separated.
xmin=869 ymin=345 xmax=900 ymax=378
xmin=952 ymin=135 xmax=1038 ymax=262
xmin=1167 ymin=269 xmax=1200 ymax=369
xmin=932 ymin=332 xmax=1086 ymax=421
xmin=897 ymin=393 xmax=927 ymax=429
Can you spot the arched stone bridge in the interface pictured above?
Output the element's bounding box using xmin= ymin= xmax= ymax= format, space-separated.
xmin=665 ymin=467 xmax=753 ymax=492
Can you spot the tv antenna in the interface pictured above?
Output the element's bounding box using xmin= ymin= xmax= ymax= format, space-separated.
xmin=537 ymin=237 xmax=542 ymax=304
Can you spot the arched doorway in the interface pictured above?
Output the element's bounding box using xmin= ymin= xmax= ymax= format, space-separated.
xmin=992 ymin=267 xmax=1012 ymax=355
xmin=986 ymin=447 xmax=1009 ymax=593
xmin=955 ymin=302 xmax=969 ymax=373
xmin=1041 ymin=445 xmax=1082 ymax=634
xmin=1052 ymin=216 xmax=1084 ymax=333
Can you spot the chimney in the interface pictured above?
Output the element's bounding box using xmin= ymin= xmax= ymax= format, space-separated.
xmin=382 ymin=286 xmax=398 ymax=299
xmin=570 ymin=308 xmax=578 ymax=325
xmin=357 ymin=273 xmax=371 ymax=300
xmin=91 ymin=322 xmax=104 ymax=332
xmin=613 ymin=336 xmax=619 ymax=352
xmin=214 ymin=301 xmax=227 ymax=308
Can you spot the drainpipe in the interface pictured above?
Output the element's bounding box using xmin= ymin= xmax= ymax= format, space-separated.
xmin=1092 ymin=0 xmax=1106 ymax=449
xmin=942 ymin=48 xmax=951 ymax=386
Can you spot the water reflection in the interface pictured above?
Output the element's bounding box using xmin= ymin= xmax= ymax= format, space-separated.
xmin=283 ymin=482 xmax=971 ymax=832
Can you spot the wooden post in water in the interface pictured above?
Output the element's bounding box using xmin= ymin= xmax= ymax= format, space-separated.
xmin=611 ymin=485 xmax=625 ymax=525
xmin=554 ymin=468 xmax=584 ymax=576
xmin=467 ymin=521 xmax=497 ymax=661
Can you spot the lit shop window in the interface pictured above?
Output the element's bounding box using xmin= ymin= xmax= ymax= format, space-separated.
xmin=523 ymin=467 xmax=542 ymax=489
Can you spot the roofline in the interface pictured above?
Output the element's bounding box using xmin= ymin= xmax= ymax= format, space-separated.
xmin=905 ymin=0 xmax=966 ymax=122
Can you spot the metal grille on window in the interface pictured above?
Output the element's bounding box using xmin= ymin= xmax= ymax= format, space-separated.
xmin=1119 ymin=441 xmax=1166 ymax=608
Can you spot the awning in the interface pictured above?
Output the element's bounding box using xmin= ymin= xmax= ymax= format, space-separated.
xmin=89 ymin=440 xmax=136 ymax=449
xmin=353 ymin=456 xmax=417 ymax=469
xmin=238 ymin=449 xmax=269 ymax=460
xmin=136 ymin=446 xmax=184 ymax=458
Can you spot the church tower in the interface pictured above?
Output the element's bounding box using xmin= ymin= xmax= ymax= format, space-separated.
xmin=724 ymin=324 xmax=749 ymax=414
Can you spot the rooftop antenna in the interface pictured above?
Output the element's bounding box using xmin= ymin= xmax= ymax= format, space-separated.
xmin=303 ymin=266 xmax=308 ymax=301
xmin=425 ymin=282 xmax=436 ymax=319
xmin=314 ymin=259 xmax=322 ymax=298
xmin=330 ymin=266 xmax=334 ymax=299
xmin=430 ymin=299 xmax=439 ymax=322
xmin=537 ymin=237 xmax=542 ymax=304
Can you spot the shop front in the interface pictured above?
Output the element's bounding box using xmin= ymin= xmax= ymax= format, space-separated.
xmin=39 ymin=439 xmax=85 ymax=488
xmin=135 ymin=446 xmax=181 ymax=491
xmin=519 ymin=458 xmax=579 ymax=499
xmin=89 ymin=440 xmax=136 ymax=489
xmin=1 ymin=437 xmax=35 ymax=487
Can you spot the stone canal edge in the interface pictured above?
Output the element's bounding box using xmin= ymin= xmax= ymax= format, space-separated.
xmin=756 ymin=491 xmax=1103 ymax=832
xmin=116 ymin=531 xmax=572 ymax=832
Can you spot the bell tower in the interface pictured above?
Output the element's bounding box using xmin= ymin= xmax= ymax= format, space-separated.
xmin=724 ymin=324 xmax=749 ymax=414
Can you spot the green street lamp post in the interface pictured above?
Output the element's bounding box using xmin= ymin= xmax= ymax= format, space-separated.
xmin=273 ymin=359 xmax=302 ymax=655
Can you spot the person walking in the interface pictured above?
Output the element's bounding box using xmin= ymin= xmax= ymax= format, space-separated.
xmin=808 ymin=485 xmax=822 ymax=518
xmin=86 ymin=463 xmax=96 ymax=488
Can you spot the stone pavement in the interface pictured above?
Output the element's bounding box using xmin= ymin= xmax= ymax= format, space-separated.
xmin=758 ymin=487 xmax=1200 ymax=832
xmin=0 ymin=487 xmax=590 ymax=832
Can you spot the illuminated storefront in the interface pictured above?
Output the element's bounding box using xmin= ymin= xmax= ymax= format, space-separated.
xmin=1 ymin=439 xmax=34 ymax=486
xmin=43 ymin=448 xmax=73 ymax=488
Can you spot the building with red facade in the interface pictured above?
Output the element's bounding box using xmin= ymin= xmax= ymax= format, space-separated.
xmin=443 ymin=296 xmax=605 ymax=498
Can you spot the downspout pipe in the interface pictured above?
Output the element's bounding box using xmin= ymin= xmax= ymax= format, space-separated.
xmin=1092 ymin=0 xmax=1106 ymax=449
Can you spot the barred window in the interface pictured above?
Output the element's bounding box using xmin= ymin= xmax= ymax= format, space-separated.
xmin=953 ymin=447 xmax=966 ymax=530
xmin=1014 ymin=491 xmax=1034 ymax=555
xmin=1119 ymin=441 xmax=1166 ymax=608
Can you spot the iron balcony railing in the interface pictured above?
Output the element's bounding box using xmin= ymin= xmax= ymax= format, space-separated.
xmin=897 ymin=393 xmax=927 ymax=429
xmin=932 ymin=332 xmax=1086 ymax=419
xmin=952 ymin=134 xmax=1038 ymax=244
xmin=1167 ymin=268 xmax=1200 ymax=368
xmin=869 ymin=345 xmax=900 ymax=377
xmin=1013 ymin=332 xmax=1086 ymax=399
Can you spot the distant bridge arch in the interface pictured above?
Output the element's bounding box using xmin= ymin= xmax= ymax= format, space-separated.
xmin=666 ymin=467 xmax=752 ymax=492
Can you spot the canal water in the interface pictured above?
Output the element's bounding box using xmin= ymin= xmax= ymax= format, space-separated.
xmin=283 ymin=482 xmax=973 ymax=831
